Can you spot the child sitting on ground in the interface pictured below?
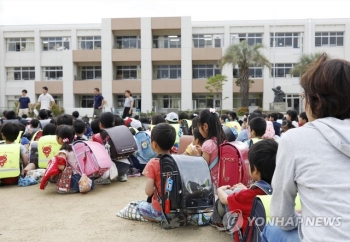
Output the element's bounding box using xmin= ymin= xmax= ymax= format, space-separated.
xmin=183 ymin=127 xmax=205 ymax=156
xmin=1 ymin=123 xmax=35 ymax=174
xmin=211 ymin=139 xmax=278 ymax=241
xmin=197 ymin=109 xmax=227 ymax=192
xmin=137 ymin=123 xmax=176 ymax=222
xmin=73 ymin=119 xmax=87 ymax=141
xmin=245 ymin=117 xmax=266 ymax=148
xmin=24 ymin=119 xmax=41 ymax=140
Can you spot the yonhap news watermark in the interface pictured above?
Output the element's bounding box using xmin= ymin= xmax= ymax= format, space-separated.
xmin=223 ymin=210 xmax=342 ymax=233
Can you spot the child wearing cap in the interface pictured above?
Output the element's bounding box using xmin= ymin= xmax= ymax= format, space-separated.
xmin=165 ymin=112 xmax=181 ymax=148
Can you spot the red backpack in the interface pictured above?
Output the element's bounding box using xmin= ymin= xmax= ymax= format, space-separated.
xmin=218 ymin=141 xmax=250 ymax=187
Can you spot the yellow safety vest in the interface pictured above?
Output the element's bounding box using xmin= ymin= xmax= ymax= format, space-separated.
xmin=256 ymin=194 xmax=301 ymax=223
xmin=15 ymin=131 xmax=23 ymax=144
xmin=225 ymin=121 xmax=241 ymax=135
xmin=38 ymin=135 xmax=61 ymax=168
xmin=0 ymin=144 xmax=21 ymax=179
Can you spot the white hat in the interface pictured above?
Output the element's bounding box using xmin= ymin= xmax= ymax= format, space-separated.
xmin=130 ymin=120 xmax=142 ymax=129
xmin=165 ymin=112 xmax=179 ymax=122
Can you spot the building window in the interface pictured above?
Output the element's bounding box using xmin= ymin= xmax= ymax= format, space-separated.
xmin=78 ymin=36 xmax=101 ymax=50
xmin=233 ymin=65 xmax=263 ymax=78
xmin=193 ymin=34 xmax=223 ymax=48
xmin=7 ymin=67 xmax=35 ymax=81
xmin=42 ymin=37 xmax=70 ymax=51
xmin=115 ymin=36 xmax=141 ymax=49
xmin=80 ymin=66 xmax=102 ymax=80
xmin=270 ymin=33 xmax=301 ymax=48
xmin=193 ymin=65 xmax=220 ymax=79
xmin=153 ymin=65 xmax=181 ymax=79
xmin=153 ymin=36 xmax=181 ymax=48
xmin=315 ymin=32 xmax=344 ymax=47
xmin=193 ymin=94 xmax=214 ymax=109
xmin=231 ymin=33 xmax=263 ymax=45
xmin=42 ymin=67 xmax=63 ymax=80
xmin=77 ymin=95 xmax=94 ymax=108
xmin=116 ymin=66 xmax=141 ymax=80
xmin=6 ymin=38 xmax=35 ymax=52
xmin=271 ymin=63 xmax=298 ymax=78
xmin=153 ymin=95 xmax=181 ymax=109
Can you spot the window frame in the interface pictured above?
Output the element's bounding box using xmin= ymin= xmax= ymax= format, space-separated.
xmin=192 ymin=64 xmax=220 ymax=79
xmin=6 ymin=38 xmax=35 ymax=52
xmin=78 ymin=36 xmax=101 ymax=50
xmin=80 ymin=66 xmax=102 ymax=80
xmin=77 ymin=95 xmax=95 ymax=108
xmin=192 ymin=34 xmax=223 ymax=48
xmin=232 ymin=33 xmax=263 ymax=46
xmin=115 ymin=36 xmax=141 ymax=49
xmin=315 ymin=32 xmax=344 ymax=47
xmin=154 ymin=65 xmax=181 ymax=79
xmin=152 ymin=35 xmax=181 ymax=48
xmin=42 ymin=37 xmax=70 ymax=51
xmin=42 ymin=67 xmax=63 ymax=80
xmin=116 ymin=66 xmax=141 ymax=80
xmin=270 ymin=33 xmax=301 ymax=48
xmin=233 ymin=65 xmax=263 ymax=78
xmin=7 ymin=67 xmax=35 ymax=81
xmin=270 ymin=63 xmax=299 ymax=78
xmin=153 ymin=94 xmax=181 ymax=109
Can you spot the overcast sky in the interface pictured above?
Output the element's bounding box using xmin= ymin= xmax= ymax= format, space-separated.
xmin=0 ymin=0 xmax=349 ymax=25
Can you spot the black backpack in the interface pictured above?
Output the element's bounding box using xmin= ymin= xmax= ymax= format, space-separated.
xmin=155 ymin=154 xmax=214 ymax=229
xmin=180 ymin=120 xmax=189 ymax=135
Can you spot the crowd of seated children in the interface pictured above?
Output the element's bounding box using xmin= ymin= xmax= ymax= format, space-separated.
xmin=24 ymin=119 xmax=41 ymax=140
xmin=281 ymin=120 xmax=295 ymax=134
xmin=211 ymin=139 xmax=277 ymax=240
xmin=42 ymin=123 xmax=57 ymax=136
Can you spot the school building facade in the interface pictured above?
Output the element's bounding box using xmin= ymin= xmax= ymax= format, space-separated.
xmin=1 ymin=17 xmax=350 ymax=116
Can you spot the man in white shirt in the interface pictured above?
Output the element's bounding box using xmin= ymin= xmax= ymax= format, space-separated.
xmin=33 ymin=86 xmax=55 ymax=117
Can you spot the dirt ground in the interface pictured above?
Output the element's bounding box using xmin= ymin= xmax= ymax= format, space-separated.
xmin=0 ymin=176 xmax=231 ymax=242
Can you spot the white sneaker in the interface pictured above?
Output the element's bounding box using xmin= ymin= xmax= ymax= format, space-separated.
xmin=117 ymin=174 xmax=127 ymax=182
xmin=95 ymin=177 xmax=111 ymax=185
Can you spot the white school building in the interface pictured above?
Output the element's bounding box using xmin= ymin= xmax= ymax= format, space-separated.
xmin=1 ymin=17 xmax=350 ymax=116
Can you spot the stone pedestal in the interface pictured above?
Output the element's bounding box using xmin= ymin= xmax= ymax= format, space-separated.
xmin=270 ymin=102 xmax=287 ymax=112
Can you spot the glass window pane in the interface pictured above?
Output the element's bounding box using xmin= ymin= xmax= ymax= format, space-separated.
xmin=256 ymin=38 xmax=262 ymax=44
xmin=170 ymin=69 xmax=177 ymax=79
xmin=22 ymin=71 xmax=29 ymax=80
xmin=87 ymin=71 xmax=94 ymax=79
xmin=214 ymin=69 xmax=220 ymax=75
xmin=198 ymin=39 xmax=205 ymax=48
xmin=247 ymin=38 xmax=254 ymax=45
xmin=337 ymin=37 xmax=344 ymax=46
xmin=30 ymin=72 xmax=35 ymax=80
xmin=207 ymin=69 xmax=213 ymax=77
xmin=321 ymin=37 xmax=328 ymax=46
xmin=95 ymin=70 xmax=101 ymax=79
xmin=315 ymin=33 xmax=321 ymax=36
xmin=161 ymin=70 xmax=168 ymax=78
xmin=198 ymin=69 xmax=206 ymax=78
xmin=315 ymin=37 xmax=321 ymax=47
xmin=256 ymin=68 xmax=262 ymax=77
xmin=123 ymin=70 xmax=130 ymax=79
xmin=249 ymin=69 xmax=255 ymax=77
xmin=193 ymin=69 xmax=198 ymax=79
xmin=285 ymin=37 xmax=292 ymax=47
xmin=130 ymin=70 xmax=137 ymax=79
xmin=94 ymin=41 xmax=101 ymax=49
xmin=330 ymin=37 xmax=336 ymax=46
xmin=277 ymin=68 xmax=284 ymax=77
xmin=277 ymin=38 xmax=285 ymax=47
xmin=330 ymin=32 xmax=336 ymax=36
xmin=214 ymin=39 xmax=221 ymax=47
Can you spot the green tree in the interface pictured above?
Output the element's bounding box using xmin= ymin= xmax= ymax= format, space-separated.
xmin=290 ymin=52 xmax=328 ymax=77
xmin=221 ymin=40 xmax=270 ymax=107
xmin=205 ymin=74 xmax=228 ymax=113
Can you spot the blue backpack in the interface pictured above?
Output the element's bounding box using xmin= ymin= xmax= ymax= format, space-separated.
xmin=135 ymin=132 xmax=156 ymax=164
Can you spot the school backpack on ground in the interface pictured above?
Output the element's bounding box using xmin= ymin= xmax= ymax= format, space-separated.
xmin=100 ymin=126 xmax=138 ymax=160
xmin=217 ymin=141 xmax=250 ymax=187
xmin=0 ymin=144 xmax=21 ymax=185
xmin=73 ymin=140 xmax=113 ymax=177
xmin=134 ymin=131 xmax=156 ymax=164
xmin=29 ymin=141 xmax=39 ymax=168
xmin=180 ymin=120 xmax=189 ymax=135
xmin=156 ymin=154 xmax=214 ymax=229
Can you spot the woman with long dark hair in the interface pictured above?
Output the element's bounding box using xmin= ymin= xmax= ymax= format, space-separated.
xmin=122 ymin=90 xmax=134 ymax=119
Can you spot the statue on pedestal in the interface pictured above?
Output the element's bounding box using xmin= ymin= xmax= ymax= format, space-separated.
xmin=272 ymin=86 xmax=285 ymax=103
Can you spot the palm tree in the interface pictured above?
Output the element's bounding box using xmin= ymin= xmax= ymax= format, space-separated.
xmin=290 ymin=52 xmax=327 ymax=77
xmin=221 ymin=40 xmax=270 ymax=107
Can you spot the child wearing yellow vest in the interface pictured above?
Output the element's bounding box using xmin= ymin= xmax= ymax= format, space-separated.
xmin=245 ymin=117 xmax=266 ymax=148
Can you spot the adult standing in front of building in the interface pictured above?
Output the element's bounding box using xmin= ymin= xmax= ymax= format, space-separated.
xmin=122 ymin=90 xmax=134 ymax=119
xmin=33 ymin=86 xmax=55 ymax=117
xmin=17 ymin=89 xmax=31 ymax=117
xmin=93 ymin=88 xmax=106 ymax=118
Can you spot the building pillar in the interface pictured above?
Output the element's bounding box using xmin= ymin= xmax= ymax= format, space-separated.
xmin=101 ymin=18 xmax=113 ymax=111
xmin=140 ymin=17 xmax=153 ymax=113
xmin=221 ymin=25 xmax=233 ymax=111
xmin=181 ymin=16 xmax=193 ymax=111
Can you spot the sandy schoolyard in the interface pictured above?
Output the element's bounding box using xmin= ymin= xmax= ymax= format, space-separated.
xmin=0 ymin=176 xmax=231 ymax=242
